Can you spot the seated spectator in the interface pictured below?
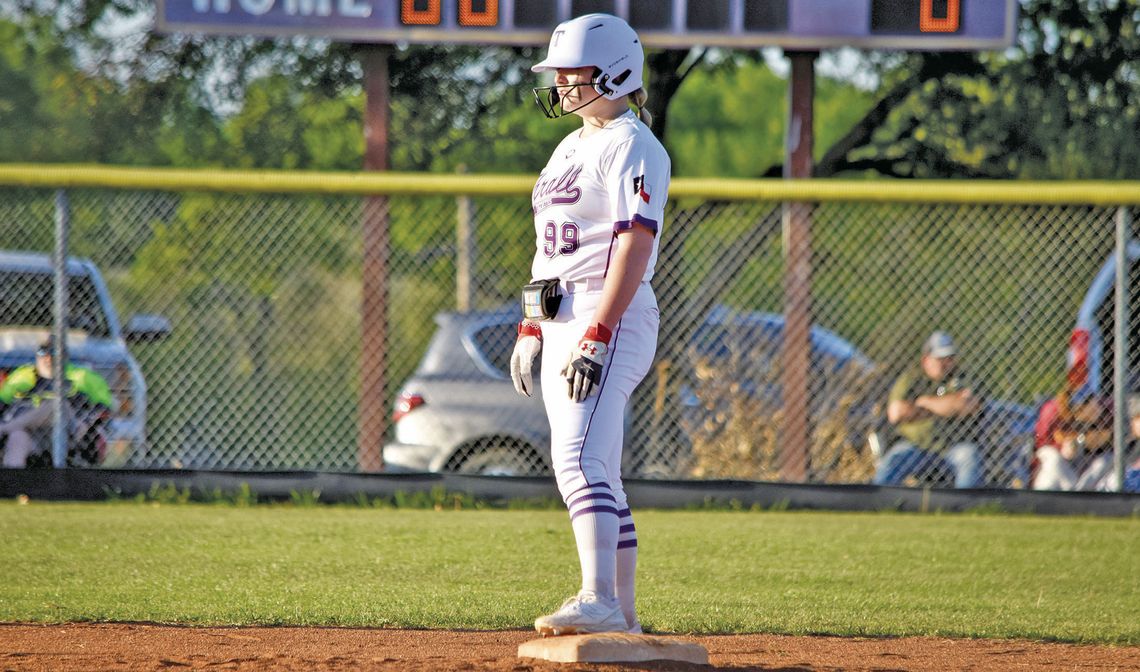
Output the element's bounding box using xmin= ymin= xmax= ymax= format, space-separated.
xmin=1035 ymin=388 xmax=1140 ymax=492
xmin=0 ymin=336 xmax=113 ymax=468
xmin=1078 ymin=395 xmax=1140 ymax=492
xmin=1031 ymin=386 xmax=1114 ymax=491
xmin=872 ymin=331 xmax=985 ymax=488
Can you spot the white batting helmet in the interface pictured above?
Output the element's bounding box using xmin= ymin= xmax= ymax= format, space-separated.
xmin=531 ymin=13 xmax=644 ymax=115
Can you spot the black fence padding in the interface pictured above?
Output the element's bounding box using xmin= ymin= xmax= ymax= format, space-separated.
xmin=0 ymin=469 xmax=1138 ymax=516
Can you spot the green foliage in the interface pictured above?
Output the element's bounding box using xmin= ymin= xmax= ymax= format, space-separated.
xmin=0 ymin=19 xmax=120 ymax=163
xmin=288 ymin=489 xmax=322 ymax=506
xmin=659 ymin=193 xmax=1117 ymax=403
xmin=992 ymin=0 xmax=1140 ymax=178
xmin=144 ymin=483 xmax=193 ymax=505
xmin=439 ymin=100 xmax=575 ymax=173
xmin=1 ymin=503 xmax=1137 ymax=642
xmin=112 ymin=192 xmax=363 ymax=467
xmin=222 ymin=75 xmax=363 ymax=170
xmin=5 ymin=2 xmax=1140 ymax=179
xmin=835 ymin=1 xmax=1140 ymax=179
xmin=0 ymin=16 xmax=226 ymax=167
xmin=807 ymin=200 xmax=1116 ymax=398
xmin=111 ymin=482 xmax=567 ymax=510
xmin=667 ymin=62 xmax=787 ymax=177
xmin=669 ymin=60 xmax=875 ymax=177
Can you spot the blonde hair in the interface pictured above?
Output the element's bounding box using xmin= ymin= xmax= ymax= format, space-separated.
xmin=629 ymin=88 xmax=652 ymax=127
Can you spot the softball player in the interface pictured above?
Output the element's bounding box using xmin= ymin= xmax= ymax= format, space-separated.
xmin=509 ymin=13 xmax=671 ymax=637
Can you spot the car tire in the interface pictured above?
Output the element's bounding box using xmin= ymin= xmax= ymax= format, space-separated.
xmin=455 ymin=442 xmax=547 ymax=477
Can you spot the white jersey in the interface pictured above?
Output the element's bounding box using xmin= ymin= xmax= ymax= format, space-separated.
xmin=530 ymin=110 xmax=671 ymax=283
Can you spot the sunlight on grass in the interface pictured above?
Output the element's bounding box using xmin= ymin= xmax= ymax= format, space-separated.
xmin=1 ymin=502 xmax=1136 ymax=643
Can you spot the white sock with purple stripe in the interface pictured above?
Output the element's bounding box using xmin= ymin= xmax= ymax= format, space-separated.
xmin=616 ymin=508 xmax=637 ymax=627
xmin=567 ymin=483 xmax=619 ymax=600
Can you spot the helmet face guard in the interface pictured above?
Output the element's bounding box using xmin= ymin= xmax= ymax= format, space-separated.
xmin=531 ymin=73 xmax=615 ymax=119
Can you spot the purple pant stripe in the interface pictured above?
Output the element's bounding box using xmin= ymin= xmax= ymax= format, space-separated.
xmin=617 ymin=508 xmax=632 ymax=518
xmin=568 ymin=491 xmax=617 ymax=511
xmin=617 ymin=539 xmax=639 ymax=550
xmin=566 ymin=482 xmax=611 ymax=499
xmin=619 ymin=524 xmax=636 ymax=534
xmin=570 ymin=505 xmax=620 ymax=520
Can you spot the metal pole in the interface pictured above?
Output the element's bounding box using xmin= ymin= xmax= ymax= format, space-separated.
xmin=52 ymin=190 xmax=70 ymax=468
xmin=1112 ymin=206 xmax=1131 ymax=491
xmin=456 ymin=165 xmax=475 ymax=313
xmin=780 ymin=51 xmax=817 ymax=482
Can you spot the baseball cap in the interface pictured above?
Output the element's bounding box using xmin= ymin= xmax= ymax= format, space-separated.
xmin=37 ymin=335 xmax=55 ymax=355
xmin=922 ymin=331 xmax=957 ymax=358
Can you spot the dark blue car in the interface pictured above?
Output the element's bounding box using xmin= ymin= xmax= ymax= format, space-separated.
xmin=678 ymin=306 xmax=884 ymax=480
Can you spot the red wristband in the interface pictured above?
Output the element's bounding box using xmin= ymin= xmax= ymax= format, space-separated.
xmin=583 ymin=323 xmax=612 ymax=344
xmin=518 ymin=320 xmax=543 ymax=340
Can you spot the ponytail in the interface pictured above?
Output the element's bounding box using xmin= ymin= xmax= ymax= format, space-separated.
xmin=629 ymin=88 xmax=652 ymax=127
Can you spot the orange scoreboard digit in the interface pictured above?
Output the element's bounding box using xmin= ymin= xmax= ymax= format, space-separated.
xmin=401 ymin=0 xmax=497 ymax=27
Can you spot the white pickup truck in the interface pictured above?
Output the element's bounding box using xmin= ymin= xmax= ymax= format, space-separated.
xmin=0 ymin=250 xmax=170 ymax=466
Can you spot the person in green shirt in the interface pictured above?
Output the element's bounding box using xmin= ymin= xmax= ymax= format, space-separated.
xmin=872 ymin=331 xmax=985 ymax=488
xmin=0 ymin=336 xmax=113 ymax=468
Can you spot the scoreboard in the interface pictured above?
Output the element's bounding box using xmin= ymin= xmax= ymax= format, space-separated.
xmin=159 ymin=0 xmax=1018 ymax=50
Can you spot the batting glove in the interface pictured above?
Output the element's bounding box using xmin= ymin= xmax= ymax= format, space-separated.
xmin=510 ymin=320 xmax=543 ymax=397
xmin=563 ymin=323 xmax=612 ymax=402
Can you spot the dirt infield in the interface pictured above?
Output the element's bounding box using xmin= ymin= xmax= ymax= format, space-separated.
xmin=2 ymin=623 xmax=1139 ymax=671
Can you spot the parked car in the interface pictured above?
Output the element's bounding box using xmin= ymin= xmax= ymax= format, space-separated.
xmin=384 ymin=305 xmax=549 ymax=476
xmin=1066 ymin=241 xmax=1140 ymax=398
xmin=681 ymin=306 xmax=878 ymax=428
xmin=383 ymin=304 xmax=888 ymax=478
xmin=0 ymin=251 xmax=171 ymax=466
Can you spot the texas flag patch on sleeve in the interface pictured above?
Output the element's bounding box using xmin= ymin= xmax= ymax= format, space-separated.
xmin=632 ymin=175 xmax=651 ymax=204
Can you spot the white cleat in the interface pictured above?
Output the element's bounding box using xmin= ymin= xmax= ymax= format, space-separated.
xmin=626 ymin=620 xmax=643 ymax=635
xmin=534 ymin=591 xmax=628 ymax=637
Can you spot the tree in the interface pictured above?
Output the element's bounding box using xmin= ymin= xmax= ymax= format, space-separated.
xmin=6 ymin=1 xmax=1140 ymax=179
xmin=813 ymin=1 xmax=1140 ymax=179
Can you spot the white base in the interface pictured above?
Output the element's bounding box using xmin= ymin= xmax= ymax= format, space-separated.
xmin=517 ymin=632 xmax=708 ymax=664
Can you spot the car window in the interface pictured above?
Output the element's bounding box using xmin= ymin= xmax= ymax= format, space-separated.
xmin=689 ymin=320 xmax=860 ymax=391
xmin=470 ymin=321 xmax=524 ymax=377
xmin=0 ymin=271 xmax=111 ymax=337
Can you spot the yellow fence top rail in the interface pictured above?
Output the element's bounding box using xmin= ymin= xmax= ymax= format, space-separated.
xmin=3 ymin=164 xmax=1140 ymax=206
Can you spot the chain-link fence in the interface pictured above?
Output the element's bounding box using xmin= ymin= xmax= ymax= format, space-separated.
xmin=1 ymin=167 xmax=1138 ymax=490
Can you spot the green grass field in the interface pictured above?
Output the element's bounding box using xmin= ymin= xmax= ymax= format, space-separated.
xmin=2 ymin=501 xmax=1137 ymax=644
